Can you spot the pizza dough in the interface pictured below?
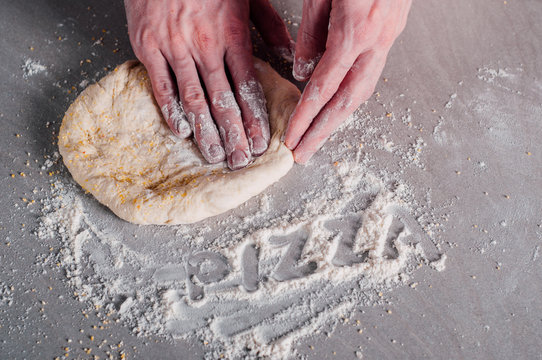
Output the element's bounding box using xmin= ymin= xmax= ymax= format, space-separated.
xmin=58 ymin=59 xmax=299 ymax=225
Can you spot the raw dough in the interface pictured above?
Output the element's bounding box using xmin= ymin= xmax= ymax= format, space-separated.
xmin=58 ymin=59 xmax=299 ymax=225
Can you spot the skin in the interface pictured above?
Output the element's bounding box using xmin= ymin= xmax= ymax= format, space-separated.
xmin=285 ymin=0 xmax=412 ymax=164
xmin=124 ymin=0 xmax=292 ymax=170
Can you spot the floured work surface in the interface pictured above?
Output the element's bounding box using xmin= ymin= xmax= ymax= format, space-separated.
xmin=2 ymin=0 xmax=542 ymax=359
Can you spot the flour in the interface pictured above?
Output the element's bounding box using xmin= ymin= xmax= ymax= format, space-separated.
xmin=22 ymin=58 xmax=46 ymax=78
xmin=238 ymin=80 xmax=268 ymax=125
xmin=304 ymin=79 xmax=321 ymax=102
xmin=429 ymin=254 xmax=447 ymax=272
xmin=0 ymin=282 xmax=14 ymax=307
xmin=476 ymin=65 xmax=526 ymax=95
xmin=36 ymin=148 xmax=442 ymax=358
xmin=212 ymin=90 xmax=242 ymax=116
xmin=444 ymin=93 xmax=457 ymax=109
xmin=161 ymin=96 xmax=192 ymax=138
xmin=293 ymin=54 xmax=322 ymax=81
xmin=477 ymin=67 xmax=518 ymax=83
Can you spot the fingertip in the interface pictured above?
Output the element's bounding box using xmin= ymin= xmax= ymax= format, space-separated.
xmin=284 ymin=135 xmax=299 ymax=151
xmin=161 ymin=99 xmax=192 ymax=138
xmin=292 ymin=57 xmax=309 ymax=81
xmin=293 ymin=135 xmax=325 ymax=164
xmin=249 ymin=135 xmax=269 ymax=157
xmin=283 ymin=113 xmax=302 ymax=150
xmin=283 ymin=123 xmax=298 ymax=150
xmin=176 ymin=119 xmax=192 ymax=138
xmin=203 ymin=143 xmax=226 ymax=164
xmin=292 ymin=54 xmax=320 ymax=82
xmin=228 ymin=149 xmax=251 ymax=171
xmin=189 ymin=110 xmax=226 ymax=164
xmin=293 ymin=147 xmax=313 ymax=165
xmin=273 ymin=40 xmax=296 ymax=63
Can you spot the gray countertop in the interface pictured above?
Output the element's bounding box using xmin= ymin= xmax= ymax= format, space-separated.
xmin=1 ymin=0 xmax=541 ymax=359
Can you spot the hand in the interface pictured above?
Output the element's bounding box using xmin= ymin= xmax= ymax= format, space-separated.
xmin=124 ymin=0 xmax=292 ymax=170
xmin=284 ymin=0 xmax=412 ymax=164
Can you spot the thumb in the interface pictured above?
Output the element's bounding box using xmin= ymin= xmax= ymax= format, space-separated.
xmin=293 ymin=0 xmax=331 ymax=81
xmin=250 ymin=0 xmax=295 ymax=62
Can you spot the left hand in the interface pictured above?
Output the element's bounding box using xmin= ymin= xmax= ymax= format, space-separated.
xmin=125 ymin=0 xmax=293 ymax=170
xmin=284 ymin=0 xmax=412 ymax=164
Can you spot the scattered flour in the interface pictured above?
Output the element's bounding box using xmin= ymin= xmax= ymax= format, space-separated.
xmin=444 ymin=93 xmax=457 ymax=109
xmin=429 ymin=254 xmax=448 ymax=272
xmin=0 ymin=282 xmax=14 ymax=307
xmin=476 ymin=66 xmax=526 ymax=95
xmin=22 ymin=58 xmax=47 ymax=78
xmin=477 ymin=67 xmax=517 ymax=83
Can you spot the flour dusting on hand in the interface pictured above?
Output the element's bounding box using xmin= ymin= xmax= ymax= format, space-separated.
xmin=161 ymin=97 xmax=192 ymax=138
xmin=212 ymin=91 xmax=241 ymax=116
xmin=22 ymin=58 xmax=47 ymax=78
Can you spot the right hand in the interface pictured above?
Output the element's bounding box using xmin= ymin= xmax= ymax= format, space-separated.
xmin=285 ymin=0 xmax=412 ymax=164
xmin=124 ymin=0 xmax=293 ymax=170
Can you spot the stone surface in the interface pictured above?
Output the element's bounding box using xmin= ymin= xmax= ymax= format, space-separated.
xmin=0 ymin=0 xmax=541 ymax=359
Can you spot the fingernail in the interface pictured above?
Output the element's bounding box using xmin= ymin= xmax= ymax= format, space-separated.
xmin=289 ymin=40 xmax=296 ymax=58
xmin=250 ymin=135 xmax=268 ymax=156
xmin=293 ymin=57 xmax=311 ymax=81
xmin=292 ymin=54 xmax=321 ymax=82
xmin=293 ymin=148 xmax=312 ymax=165
xmin=285 ymin=140 xmax=297 ymax=151
xmin=162 ymin=99 xmax=192 ymax=138
xmin=274 ymin=40 xmax=296 ymax=63
xmin=284 ymin=132 xmax=300 ymax=150
xmin=283 ymin=115 xmax=298 ymax=150
xmin=205 ymin=144 xmax=226 ymax=164
xmin=176 ymin=119 xmax=192 ymax=138
xmin=229 ymin=149 xmax=250 ymax=170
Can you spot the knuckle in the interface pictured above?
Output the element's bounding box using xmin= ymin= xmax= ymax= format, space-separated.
xmin=211 ymin=90 xmax=241 ymax=116
xmin=205 ymin=65 xmax=225 ymax=83
xmin=225 ymin=20 xmax=249 ymax=45
xmin=171 ymin=54 xmax=191 ymax=70
xmin=168 ymin=32 xmax=184 ymax=46
xmin=133 ymin=28 xmax=156 ymax=48
xmin=134 ymin=45 xmax=160 ymax=65
xmin=301 ymin=29 xmax=321 ymax=46
xmin=152 ymin=77 xmax=175 ymax=98
xmin=194 ymin=31 xmax=215 ymax=53
xmin=181 ymin=85 xmax=206 ymax=108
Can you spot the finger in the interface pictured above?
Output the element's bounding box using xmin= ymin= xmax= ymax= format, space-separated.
xmin=284 ymin=47 xmax=358 ymax=150
xmin=293 ymin=0 xmax=331 ymax=81
xmin=293 ymin=50 xmax=387 ymax=164
xmin=197 ymin=57 xmax=252 ymax=170
xmin=250 ymin=0 xmax=295 ymax=62
xmin=226 ymin=46 xmax=270 ymax=157
xmin=139 ymin=48 xmax=191 ymax=138
xmin=166 ymin=50 xmax=225 ymax=164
